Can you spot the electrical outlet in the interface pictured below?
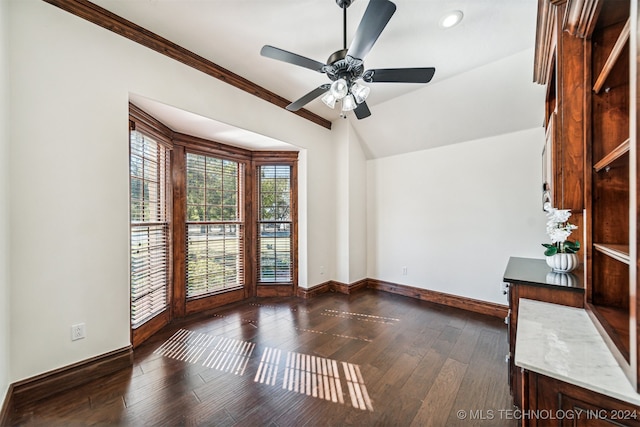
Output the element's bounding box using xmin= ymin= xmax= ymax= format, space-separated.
xmin=500 ymin=282 xmax=510 ymax=296
xmin=71 ymin=323 xmax=86 ymax=341
xmin=402 ymin=266 xmax=408 ymax=276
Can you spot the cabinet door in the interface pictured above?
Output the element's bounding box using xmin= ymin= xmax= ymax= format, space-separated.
xmin=528 ymin=372 xmax=640 ymax=427
xmin=560 ymin=394 xmax=634 ymax=426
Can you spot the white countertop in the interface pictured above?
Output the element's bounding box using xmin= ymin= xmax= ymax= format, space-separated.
xmin=515 ymin=298 xmax=640 ymax=406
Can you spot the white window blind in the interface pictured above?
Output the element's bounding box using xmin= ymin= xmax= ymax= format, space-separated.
xmin=258 ymin=165 xmax=292 ymax=283
xmin=130 ymin=130 xmax=170 ymax=328
xmin=186 ymin=153 xmax=244 ymax=298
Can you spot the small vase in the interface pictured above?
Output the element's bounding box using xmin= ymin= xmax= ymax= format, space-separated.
xmin=545 ymin=253 xmax=579 ymax=273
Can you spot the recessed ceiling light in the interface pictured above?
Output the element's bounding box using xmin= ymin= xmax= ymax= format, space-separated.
xmin=440 ymin=10 xmax=464 ymax=28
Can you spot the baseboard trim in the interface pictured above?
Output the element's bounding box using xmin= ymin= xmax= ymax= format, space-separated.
xmin=331 ymin=278 xmax=368 ymax=295
xmin=0 ymin=383 xmax=14 ymax=427
xmin=299 ymin=278 xmax=507 ymax=319
xmin=9 ymin=345 xmax=133 ymax=410
xmin=298 ymin=281 xmax=331 ymax=298
xmin=298 ymin=279 xmax=368 ymax=298
xmin=367 ymin=279 xmax=508 ymax=319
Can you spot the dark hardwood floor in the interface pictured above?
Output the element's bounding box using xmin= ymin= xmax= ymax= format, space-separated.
xmin=8 ymin=289 xmax=516 ymax=426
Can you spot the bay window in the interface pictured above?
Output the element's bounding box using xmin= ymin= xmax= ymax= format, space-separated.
xmin=129 ymin=104 xmax=297 ymax=345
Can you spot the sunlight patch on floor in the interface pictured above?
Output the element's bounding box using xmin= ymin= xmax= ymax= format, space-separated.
xmin=255 ymin=347 xmax=374 ymax=411
xmin=155 ymin=329 xmax=374 ymax=411
xmin=154 ymin=329 xmax=255 ymax=375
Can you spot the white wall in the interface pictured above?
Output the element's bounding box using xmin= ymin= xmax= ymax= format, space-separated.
xmin=367 ymin=128 xmax=548 ymax=304
xmin=0 ymin=0 xmax=10 ymax=405
xmin=333 ymin=120 xmax=368 ymax=284
xmin=347 ymin=127 xmax=367 ymax=283
xmin=352 ymin=48 xmax=546 ymax=159
xmin=8 ymin=0 xmax=335 ymax=382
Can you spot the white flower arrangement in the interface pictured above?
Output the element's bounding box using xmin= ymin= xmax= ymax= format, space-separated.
xmin=542 ymin=206 xmax=580 ymax=256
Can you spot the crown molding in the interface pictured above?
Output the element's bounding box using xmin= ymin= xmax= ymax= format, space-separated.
xmin=42 ymin=0 xmax=332 ymax=130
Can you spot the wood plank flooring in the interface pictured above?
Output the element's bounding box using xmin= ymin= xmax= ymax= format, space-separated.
xmin=8 ymin=289 xmax=516 ymax=426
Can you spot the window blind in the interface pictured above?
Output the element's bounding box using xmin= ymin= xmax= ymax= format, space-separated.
xmin=185 ymin=153 xmax=244 ymax=298
xmin=258 ymin=165 xmax=292 ymax=283
xmin=130 ymin=130 xmax=170 ymax=328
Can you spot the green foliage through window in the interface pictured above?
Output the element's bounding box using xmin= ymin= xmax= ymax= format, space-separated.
xmin=186 ymin=153 xmax=244 ymax=298
xmin=259 ymin=165 xmax=292 ymax=283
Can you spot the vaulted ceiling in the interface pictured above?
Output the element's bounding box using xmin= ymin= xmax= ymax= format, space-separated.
xmin=90 ymin=0 xmax=545 ymax=158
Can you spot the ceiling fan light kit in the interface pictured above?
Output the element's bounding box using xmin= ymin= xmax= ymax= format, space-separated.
xmin=260 ymin=0 xmax=436 ymax=120
xmin=320 ymin=78 xmax=371 ymax=113
xmin=321 ymin=92 xmax=337 ymax=109
xmin=330 ymin=78 xmax=349 ymax=99
xmin=351 ymin=82 xmax=370 ymax=104
xmin=342 ymin=94 xmax=357 ymax=112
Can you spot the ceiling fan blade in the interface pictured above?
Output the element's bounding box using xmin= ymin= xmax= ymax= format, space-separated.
xmin=286 ymin=84 xmax=331 ymax=111
xmin=354 ymin=101 xmax=371 ymax=119
xmin=347 ymin=0 xmax=396 ymax=61
xmin=261 ymin=45 xmax=326 ymax=73
xmin=363 ymin=67 xmax=436 ymax=83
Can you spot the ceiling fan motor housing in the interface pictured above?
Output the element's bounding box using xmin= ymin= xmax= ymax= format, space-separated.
xmin=323 ymin=49 xmax=364 ymax=83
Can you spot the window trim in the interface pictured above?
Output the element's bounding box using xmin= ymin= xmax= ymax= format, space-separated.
xmin=184 ymin=152 xmax=246 ymax=299
xmin=129 ymin=107 xmax=174 ymax=348
xmin=171 ymin=142 xmax=254 ymax=316
xmin=253 ymin=156 xmax=298 ymax=297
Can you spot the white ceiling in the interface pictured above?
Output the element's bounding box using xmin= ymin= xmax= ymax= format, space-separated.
xmin=92 ymin=0 xmax=543 ymax=158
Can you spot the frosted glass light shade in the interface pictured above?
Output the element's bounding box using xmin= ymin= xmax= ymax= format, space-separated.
xmin=342 ymin=94 xmax=357 ymax=111
xmin=321 ymin=92 xmax=337 ymax=109
xmin=351 ymin=82 xmax=370 ymax=104
xmin=330 ymin=79 xmax=349 ymax=99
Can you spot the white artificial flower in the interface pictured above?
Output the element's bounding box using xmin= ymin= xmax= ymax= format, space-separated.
xmin=543 ymin=206 xmax=577 ymax=245
xmin=548 ymin=228 xmax=571 ymax=243
xmin=545 ymin=208 xmax=571 ymax=224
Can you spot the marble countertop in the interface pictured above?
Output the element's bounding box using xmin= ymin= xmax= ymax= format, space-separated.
xmin=515 ymin=298 xmax=640 ymax=406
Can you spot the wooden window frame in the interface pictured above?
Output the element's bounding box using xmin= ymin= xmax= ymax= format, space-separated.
xmin=129 ymin=107 xmax=174 ymax=348
xmin=171 ymin=137 xmax=254 ymax=316
xmin=253 ymin=154 xmax=298 ymax=298
xmin=183 ymin=151 xmax=246 ymax=306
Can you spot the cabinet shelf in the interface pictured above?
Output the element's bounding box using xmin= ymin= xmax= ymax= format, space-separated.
xmin=589 ymin=303 xmax=630 ymax=363
xmin=532 ymin=0 xmax=636 ymax=400
xmin=593 ymin=138 xmax=630 ymax=172
xmin=593 ymin=243 xmax=630 ymax=264
xmin=593 ymin=17 xmax=630 ymax=94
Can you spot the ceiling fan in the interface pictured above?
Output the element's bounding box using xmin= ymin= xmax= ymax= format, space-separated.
xmin=261 ymin=0 xmax=436 ymax=119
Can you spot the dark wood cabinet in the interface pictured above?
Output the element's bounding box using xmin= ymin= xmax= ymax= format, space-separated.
xmin=511 ymin=0 xmax=639 ymax=420
xmin=503 ymin=257 xmax=584 ymax=409
xmin=522 ymin=371 xmax=640 ymax=427
xmin=514 ymin=298 xmax=640 ymax=426
xmin=534 ymin=0 xmax=639 ymax=394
